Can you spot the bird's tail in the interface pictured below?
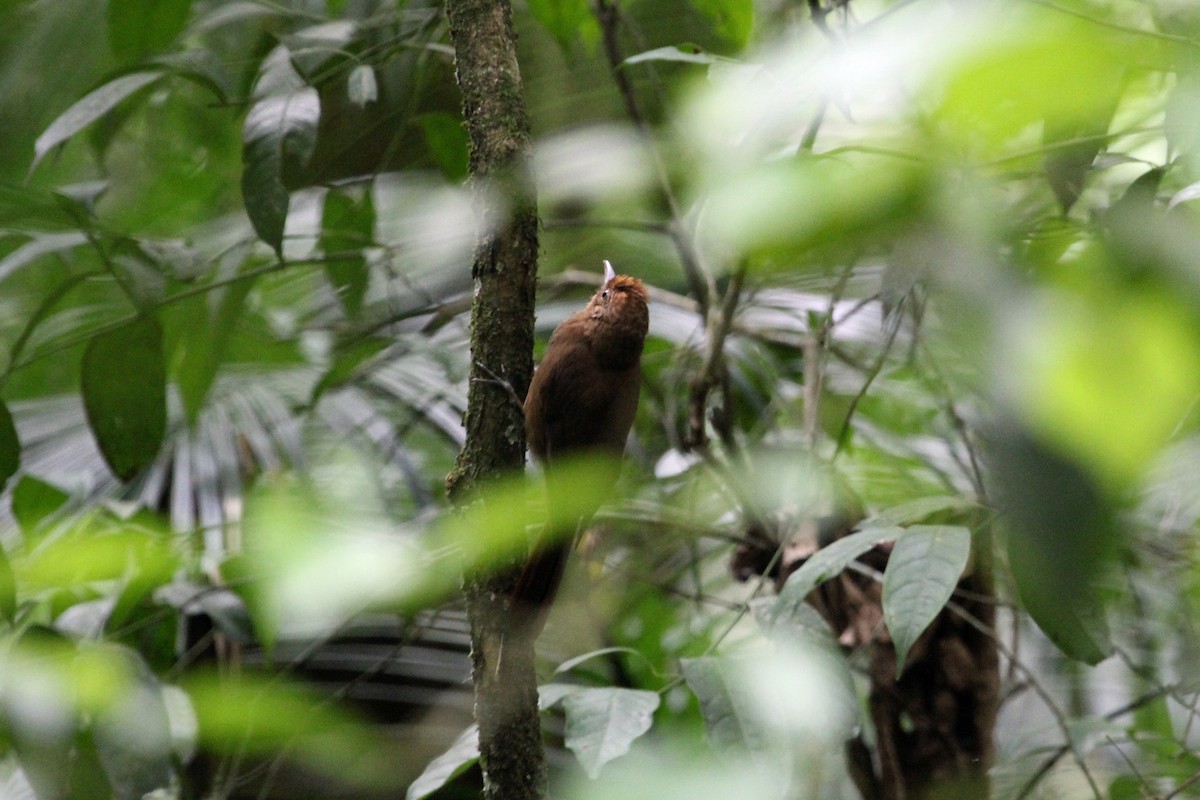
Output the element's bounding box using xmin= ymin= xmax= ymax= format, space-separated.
xmin=510 ymin=523 xmax=576 ymax=635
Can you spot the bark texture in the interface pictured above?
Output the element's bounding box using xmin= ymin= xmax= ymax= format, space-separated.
xmin=443 ymin=0 xmax=542 ymax=795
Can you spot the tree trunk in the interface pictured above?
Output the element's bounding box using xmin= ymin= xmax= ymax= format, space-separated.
xmin=443 ymin=0 xmax=542 ymax=796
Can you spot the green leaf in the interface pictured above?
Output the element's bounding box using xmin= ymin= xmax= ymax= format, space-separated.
xmin=152 ymin=48 xmax=232 ymax=103
xmin=11 ymin=476 xmax=70 ymax=533
xmin=882 ymin=525 xmax=971 ymax=677
xmin=527 ymin=0 xmax=593 ymax=50
xmin=107 ymin=0 xmax=194 ymax=63
xmin=174 ymin=276 xmax=255 ymax=425
xmin=418 ymin=113 xmax=470 ymax=182
xmin=241 ymin=68 xmax=320 ymax=257
xmin=347 ymin=65 xmax=378 ymax=107
xmin=689 ymin=0 xmax=754 ymax=49
xmin=0 ymin=232 xmax=89 ymax=283
xmin=310 ymin=338 xmax=389 ymax=406
xmin=561 ymin=687 xmax=660 ymax=778
xmin=0 ymin=400 xmax=19 ymax=491
xmin=861 ymin=496 xmax=977 ymax=527
xmin=1010 ymin=288 xmax=1200 ymax=488
xmin=680 ymin=657 xmax=767 ymax=752
xmin=0 ymin=541 xmax=14 ymax=622
xmin=32 ymin=72 xmax=163 ymax=172
xmin=771 ymin=527 xmax=902 ymax=626
xmin=405 ymin=725 xmax=478 ymax=800
xmin=321 ymin=186 xmax=374 ymax=317
xmin=987 ymin=424 xmax=1114 ymax=665
xmin=82 ymin=317 xmax=167 ymax=481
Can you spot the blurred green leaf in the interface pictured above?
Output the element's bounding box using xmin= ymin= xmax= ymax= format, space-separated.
xmin=107 ymin=0 xmax=193 ymax=63
xmin=0 ymin=231 xmax=88 ymax=283
xmin=988 ymin=423 xmax=1114 ymax=664
xmin=689 ymin=0 xmax=753 ymax=49
xmin=174 ymin=276 xmax=255 ymax=425
xmin=882 ymin=525 xmax=971 ymax=677
xmin=182 ymin=672 xmax=399 ymax=791
xmin=32 ymin=72 xmax=163 ymax=173
xmin=937 ymin=13 xmax=1131 ymax=149
xmin=22 ymin=528 xmax=177 ymax=594
xmin=0 ymin=399 xmax=18 ymax=491
xmin=242 ymin=57 xmax=320 ymax=256
xmin=321 ymin=185 xmax=374 ymax=317
xmin=12 ymin=476 xmax=71 ymax=534
xmin=527 ymin=0 xmax=594 ymax=50
xmin=0 ymin=542 xmax=14 ymax=623
xmin=406 ymin=725 xmax=479 ymax=800
xmin=701 ymin=156 xmax=923 ymax=261
xmin=418 ymin=113 xmax=470 ymax=182
xmin=90 ymin=645 xmax=174 ymax=800
xmin=862 ymin=496 xmax=977 ymax=527
xmin=82 ymin=316 xmax=167 ymax=481
xmin=562 ymin=687 xmax=660 ymax=778
xmin=152 ymin=48 xmax=232 ymax=102
xmin=1010 ymin=288 xmax=1200 ymax=488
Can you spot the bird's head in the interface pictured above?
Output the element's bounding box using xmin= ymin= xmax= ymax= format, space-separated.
xmin=588 ymin=259 xmax=649 ymax=334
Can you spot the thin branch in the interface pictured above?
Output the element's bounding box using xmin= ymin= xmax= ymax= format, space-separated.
xmin=832 ymin=314 xmax=904 ymax=458
xmin=593 ymin=0 xmax=716 ymax=318
xmin=686 ymin=264 xmax=746 ymax=450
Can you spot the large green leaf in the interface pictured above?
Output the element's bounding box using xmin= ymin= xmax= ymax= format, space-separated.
xmin=561 ymin=687 xmax=660 ymax=778
xmin=107 ymin=0 xmax=194 ymax=63
xmin=241 ymin=60 xmax=320 ymax=257
xmin=81 ymin=317 xmax=167 ymax=481
xmin=32 ymin=72 xmax=163 ymax=172
xmin=987 ymin=424 xmax=1115 ymax=665
xmin=882 ymin=525 xmax=971 ymax=677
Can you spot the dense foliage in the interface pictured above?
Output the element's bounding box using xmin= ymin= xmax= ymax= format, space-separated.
xmin=2 ymin=0 xmax=1200 ymax=798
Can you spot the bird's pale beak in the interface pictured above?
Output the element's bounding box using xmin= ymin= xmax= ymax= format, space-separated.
xmin=603 ymin=259 xmax=616 ymax=285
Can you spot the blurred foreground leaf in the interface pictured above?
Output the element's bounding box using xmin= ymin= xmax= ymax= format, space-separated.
xmin=987 ymin=424 xmax=1114 ymax=664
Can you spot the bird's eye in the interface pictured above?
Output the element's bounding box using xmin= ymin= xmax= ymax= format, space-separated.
xmin=602 ymin=290 xmax=610 ymax=299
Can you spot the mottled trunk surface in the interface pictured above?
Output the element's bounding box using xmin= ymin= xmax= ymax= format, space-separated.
xmin=443 ymin=0 xmax=542 ymax=796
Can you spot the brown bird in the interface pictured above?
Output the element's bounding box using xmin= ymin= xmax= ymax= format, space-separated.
xmin=512 ymin=261 xmax=650 ymax=627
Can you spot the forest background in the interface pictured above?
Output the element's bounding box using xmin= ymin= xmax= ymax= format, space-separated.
xmin=0 ymin=1 xmax=1199 ymax=799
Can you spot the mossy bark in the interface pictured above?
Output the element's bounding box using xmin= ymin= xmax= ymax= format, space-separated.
xmin=443 ymin=0 xmax=542 ymax=797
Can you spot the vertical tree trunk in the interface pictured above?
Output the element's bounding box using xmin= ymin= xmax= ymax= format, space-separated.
xmin=443 ymin=0 xmax=543 ymax=797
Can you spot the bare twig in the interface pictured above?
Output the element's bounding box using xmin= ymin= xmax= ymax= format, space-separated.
xmin=593 ymin=0 xmax=716 ymax=317
xmin=686 ymin=264 xmax=746 ymax=450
